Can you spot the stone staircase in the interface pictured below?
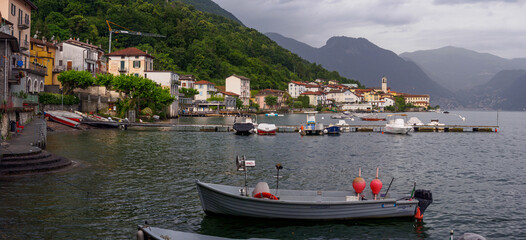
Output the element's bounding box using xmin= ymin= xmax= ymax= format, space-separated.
xmin=0 ymin=147 xmax=72 ymax=177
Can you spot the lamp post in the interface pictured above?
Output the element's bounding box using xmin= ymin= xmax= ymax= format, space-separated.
xmin=59 ymin=88 xmax=63 ymax=110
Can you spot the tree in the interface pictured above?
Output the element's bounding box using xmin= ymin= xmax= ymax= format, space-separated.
xmin=264 ymin=95 xmax=278 ymax=109
xmin=297 ymin=95 xmax=310 ymax=108
xmin=95 ymin=74 xmax=174 ymax=118
xmin=57 ymin=70 xmax=94 ymax=94
xmin=179 ymin=87 xmax=199 ymax=98
xmin=235 ymin=97 xmax=243 ymax=109
xmin=394 ymin=96 xmax=406 ymax=112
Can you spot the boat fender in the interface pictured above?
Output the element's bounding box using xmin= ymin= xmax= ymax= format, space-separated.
xmin=414 ymin=207 xmax=423 ymax=220
xmin=253 ymin=192 xmax=278 ymax=200
xmin=137 ymin=230 xmax=144 ymax=240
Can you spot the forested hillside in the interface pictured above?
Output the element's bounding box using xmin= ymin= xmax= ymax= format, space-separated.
xmin=31 ymin=0 xmax=360 ymax=90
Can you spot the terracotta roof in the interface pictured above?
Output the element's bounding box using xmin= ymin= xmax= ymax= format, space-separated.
xmin=290 ymin=81 xmax=306 ymax=86
xmin=403 ymin=94 xmax=429 ymax=98
xmin=304 ymin=84 xmax=320 ymax=88
xmin=301 ymin=91 xmax=324 ymax=96
xmin=327 ymin=89 xmax=349 ymax=93
xmin=230 ymin=74 xmax=250 ymax=81
xmin=30 ymin=38 xmax=56 ymax=48
xmin=215 ymin=86 xmax=225 ymax=92
xmin=106 ymin=47 xmax=153 ymax=58
xmin=219 ymin=91 xmax=239 ymax=97
xmin=194 ymin=80 xmax=215 ymax=85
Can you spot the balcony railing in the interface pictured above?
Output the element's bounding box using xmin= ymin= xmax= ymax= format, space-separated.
xmin=118 ymin=67 xmax=127 ymax=72
xmin=20 ymin=40 xmax=29 ymax=50
xmin=28 ymin=62 xmax=47 ymax=76
xmin=18 ymin=16 xmax=30 ymax=30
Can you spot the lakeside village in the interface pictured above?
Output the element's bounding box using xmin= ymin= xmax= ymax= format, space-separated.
xmin=0 ymin=3 xmax=431 ymax=139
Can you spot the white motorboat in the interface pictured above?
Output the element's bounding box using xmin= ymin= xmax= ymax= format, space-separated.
xmin=256 ymin=123 xmax=277 ymax=135
xmin=196 ymin=156 xmax=433 ymax=221
xmin=384 ymin=115 xmax=412 ymax=134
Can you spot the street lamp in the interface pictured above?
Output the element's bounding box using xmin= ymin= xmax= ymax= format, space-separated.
xmin=59 ymin=88 xmax=63 ymax=110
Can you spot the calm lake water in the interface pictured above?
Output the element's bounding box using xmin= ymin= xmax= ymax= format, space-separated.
xmin=1 ymin=111 xmax=525 ymax=239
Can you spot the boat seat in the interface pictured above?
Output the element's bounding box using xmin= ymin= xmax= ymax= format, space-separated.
xmin=252 ymin=182 xmax=270 ymax=197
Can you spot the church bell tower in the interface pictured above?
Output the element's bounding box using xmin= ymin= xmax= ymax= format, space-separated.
xmin=381 ymin=76 xmax=387 ymax=93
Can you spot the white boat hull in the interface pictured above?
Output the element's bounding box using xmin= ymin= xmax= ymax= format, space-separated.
xmin=384 ymin=126 xmax=412 ymax=134
xmin=196 ymin=181 xmax=418 ymax=220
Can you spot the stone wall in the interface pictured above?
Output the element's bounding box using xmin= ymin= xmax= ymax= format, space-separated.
xmin=1 ymin=111 xmax=34 ymax=140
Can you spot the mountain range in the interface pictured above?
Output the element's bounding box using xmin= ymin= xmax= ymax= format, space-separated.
xmin=265 ymin=33 xmax=454 ymax=107
xmin=400 ymin=46 xmax=526 ymax=91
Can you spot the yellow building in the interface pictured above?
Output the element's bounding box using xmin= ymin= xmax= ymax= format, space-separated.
xmin=403 ymin=94 xmax=430 ymax=108
xmin=30 ymin=37 xmax=57 ymax=86
xmin=363 ymin=91 xmax=381 ymax=102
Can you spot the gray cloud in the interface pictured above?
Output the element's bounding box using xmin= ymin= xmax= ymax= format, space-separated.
xmin=213 ymin=0 xmax=526 ymax=58
xmin=434 ymin=0 xmax=518 ymax=4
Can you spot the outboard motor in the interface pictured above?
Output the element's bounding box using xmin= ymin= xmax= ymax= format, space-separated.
xmin=414 ymin=189 xmax=433 ymax=214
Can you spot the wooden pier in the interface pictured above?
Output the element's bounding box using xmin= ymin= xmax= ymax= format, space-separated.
xmin=130 ymin=123 xmax=498 ymax=133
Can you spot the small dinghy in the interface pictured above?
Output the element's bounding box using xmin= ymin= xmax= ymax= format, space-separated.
xmin=197 ymin=156 xmax=433 ymax=221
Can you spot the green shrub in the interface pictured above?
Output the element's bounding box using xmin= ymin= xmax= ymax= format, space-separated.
xmin=39 ymin=92 xmax=79 ymax=105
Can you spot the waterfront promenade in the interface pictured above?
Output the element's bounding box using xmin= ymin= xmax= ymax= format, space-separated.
xmin=0 ymin=118 xmax=73 ymax=177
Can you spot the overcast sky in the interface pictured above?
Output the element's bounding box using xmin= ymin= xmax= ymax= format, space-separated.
xmin=212 ymin=0 xmax=526 ymax=59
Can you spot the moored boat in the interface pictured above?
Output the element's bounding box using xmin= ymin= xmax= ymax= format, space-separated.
xmin=325 ymin=125 xmax=341 ymax=135
xmin=196 ymin=156 xmax=433 ymax=221
xmin=137 ymin=225 xmax=238 ymax=240
xmin=45 ymin=110 xmax=82 ymax=122
xmin=299 ymin=111 xmax=324 ymax=136
xmin=256 ymin=123 xmax=277 ymax=135
xmin=384 ymin=115 xmax=412 ymax=134
xmin=233 ymin=115 xmax=256 ymax=135
xmin=44 ymin=111 xmax=80 ymax=128
xmin=265 ymin=112 xmax=283 ymax=117
xmin=360 ymin=114 xmax=386 ymax=121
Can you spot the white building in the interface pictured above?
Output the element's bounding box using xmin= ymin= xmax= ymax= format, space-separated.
xmin=225 ymin=74 xmax=250 ymax=106
xmin=54 ymin=38 xmax=104 ymax=76
xmin=144 ymin=71 xmax=180 ymax=118
xmin=194 ymin=80 xmax=216 ymax=101
xmin=179 ymin=74 xmax=196 ymax=89
xmin=300 ymin=91 xmax=327 ymax=106
xmin=326 ymin=89 xmax=360 ymax=103
xmin=288 ymin=81 xmax=306 ymax=98
xmin=341 ymin=103 xmax=373 ymax=111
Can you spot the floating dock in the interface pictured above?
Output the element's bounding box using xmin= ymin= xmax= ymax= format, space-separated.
xmin=130 ymin=123 xmax=498 ymax=133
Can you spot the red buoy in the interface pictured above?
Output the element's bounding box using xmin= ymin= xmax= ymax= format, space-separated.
xmin=352 ymin=168 xmax=366 ymax=198
xmin=370 ymin=168 xmax=383 ymax=200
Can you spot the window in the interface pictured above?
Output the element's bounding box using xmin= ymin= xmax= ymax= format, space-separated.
xmin=59 ymin=60 xmax=63 ymax=66
xmin=18 ymin=10 xmax=23 ymax=24
xmin=120 ymin=61 xmax=125 ymax=70
xmin=11 ymin=4 xmax=16 ymax=16
xmin=133 ymin=61 xmax=141 ymax=68
xmin=134 ymin=73 xmax=139 ymax=77
xmin=25 ymin=14 xmax=30 ymax=25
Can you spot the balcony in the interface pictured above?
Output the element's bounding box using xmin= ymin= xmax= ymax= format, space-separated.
xmin=28 ymin=62 xmax=47 ymax=76
xmin=20 ymin=40 xmax=29 ymax=51
xmin=18 ymin=16 xmax=30 ymax=30
xmin=118 ymin=67 xmax=127 ymax=72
